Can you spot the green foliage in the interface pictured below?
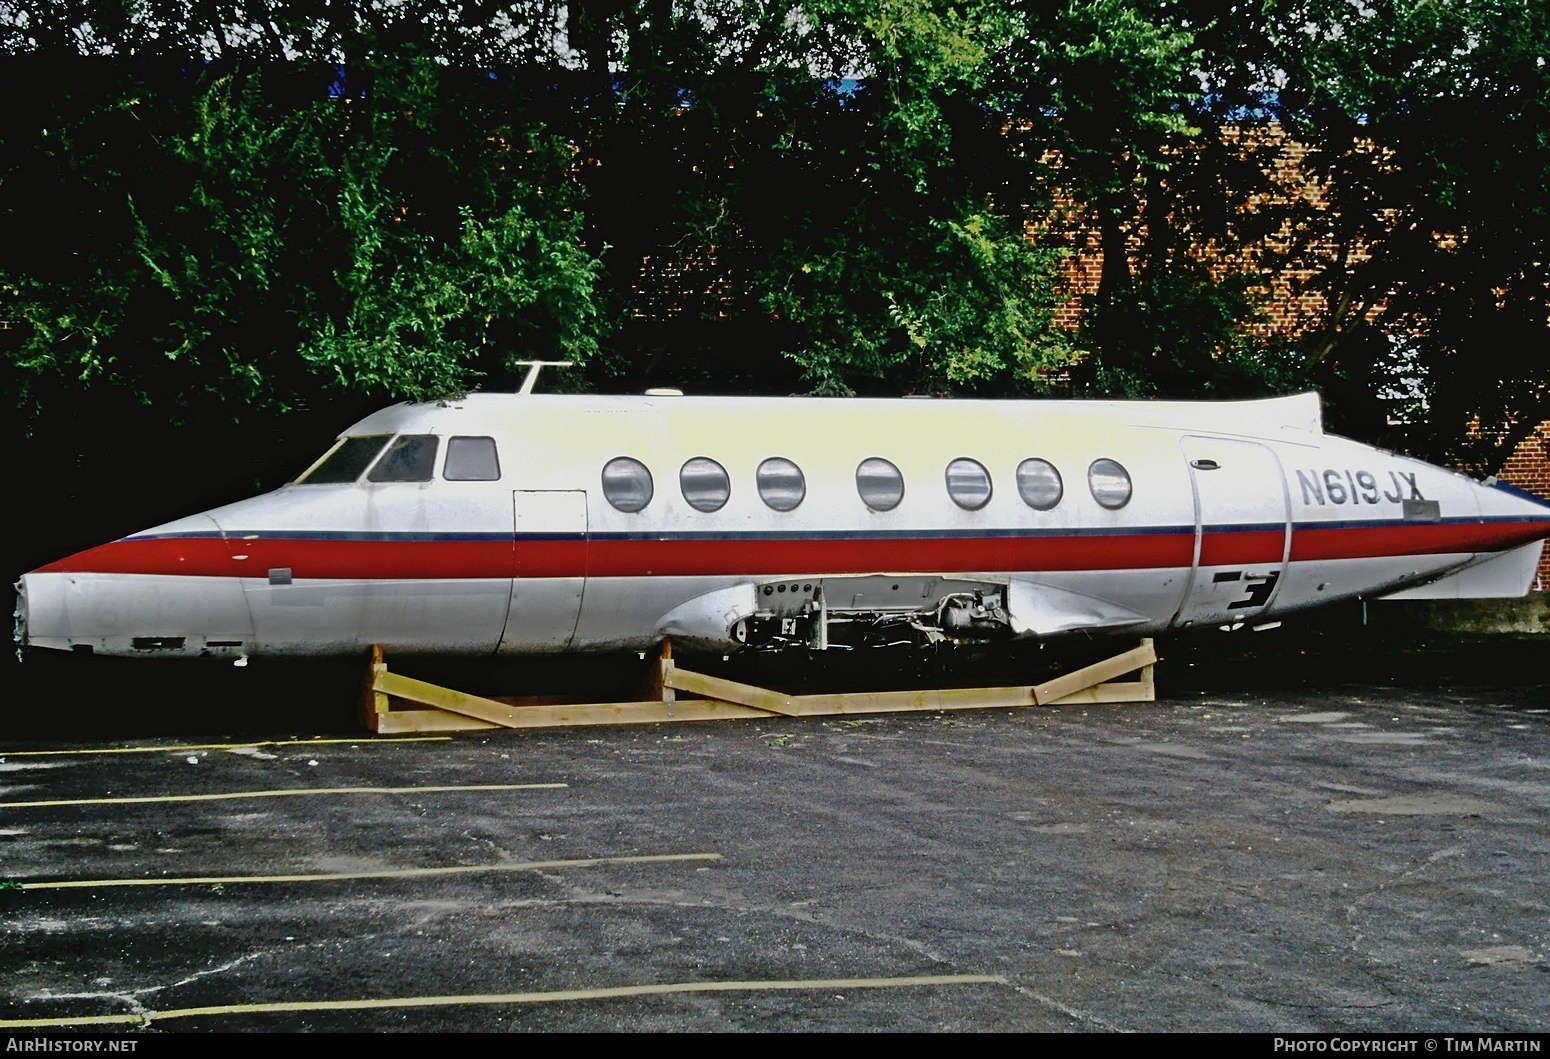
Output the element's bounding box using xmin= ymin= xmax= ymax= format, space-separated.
xmin=1009 ymin=0 xmax=1204 ymax=155
xmin=990 ymin=2 xmax=1294 ymax=399
xmin=849 ymin=0 xmax=1008 ymax=164
xmin=625 ymin=0 xmax=1083 ymax=395
xmin=0 ymin=51 xmax=605 ymax=420
xmin=3 ymin=0 xmax=1548 ymax=470
xmin=1252 ymin=0 xmax=1550 ymax=466
xmin=297 ymin=59 xmax=603 ymax=401
xmin=765 ymin=208 xmax=1075 ymax=395
xmin=1076 ymin=262 xmax=1308 ymax=398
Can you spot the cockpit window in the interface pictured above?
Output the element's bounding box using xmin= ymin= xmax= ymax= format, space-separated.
xmin=297 ymin=435 xmax=391 ymax=484
xmin=367 ymin=435 xmax=439 ymax=483
xmin=444 ymin=436 xmax=501 ymax=481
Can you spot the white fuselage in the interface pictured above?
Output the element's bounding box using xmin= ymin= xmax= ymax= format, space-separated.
xmin=17 ymin=392 xmax=1550 ymax=659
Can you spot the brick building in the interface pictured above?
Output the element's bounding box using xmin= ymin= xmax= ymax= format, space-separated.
xmin=1041 ymin=123 xmax=1362 ymax=341
xmin=1039 ymin=124 xmax=1549 ymax=589
xmin=1489 ymin=426 xmax=1550 ymax=590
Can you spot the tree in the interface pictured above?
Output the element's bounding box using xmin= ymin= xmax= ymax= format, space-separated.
xmin=753 ymin=0 xmax=1078 ymax=395
xmin=570 ymin=0 xmax=1080 ymax=396
xmin=0 ymin=44 xmax=605 ymax=423
xmin=7 ymin=0 xmax=1544 ymax=457
xmin=1252 ymin=0 xmax=1550 ymax=470
xmin=988 ymin=1 xmax=1308 ymax=399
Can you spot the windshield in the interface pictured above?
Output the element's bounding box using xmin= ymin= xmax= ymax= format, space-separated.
xmin=367 ymin=435 xmax=439 ymax=482
xmin=296 ymin=435 xmax=391 ymax=484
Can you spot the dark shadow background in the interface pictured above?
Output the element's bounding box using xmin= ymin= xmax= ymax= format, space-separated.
xmin=6 ymin=594 xmax=1545 ymax=744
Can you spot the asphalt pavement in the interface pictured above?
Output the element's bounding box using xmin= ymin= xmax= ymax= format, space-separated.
xmin=0 ymin=622 xmax=1546 ymax=1033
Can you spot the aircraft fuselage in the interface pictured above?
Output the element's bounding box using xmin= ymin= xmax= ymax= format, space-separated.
xmin=17 ymin=392 xmax=1550 ymax=660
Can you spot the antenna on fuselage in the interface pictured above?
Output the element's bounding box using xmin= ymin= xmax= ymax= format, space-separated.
xmin=515 ymin=360 xmax=574 ymax=394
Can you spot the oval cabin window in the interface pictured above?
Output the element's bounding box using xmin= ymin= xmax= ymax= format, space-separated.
xmin=944 ymin=458 xmax=992 ymax=510
xmin=856 ymin=457 xmax=905 ymax=512
xmin=1016 ymin=458 xmax=1063 ymax=510
xmin=757 ymin=457 xmax=806 ymax=512
xmin=680 ymin=457 xmax=731 ymax=512
xmin=1088 ymin=458 xmax=1133 ymax=509
xmin=602 ymin=457 xmax=654 ymax=513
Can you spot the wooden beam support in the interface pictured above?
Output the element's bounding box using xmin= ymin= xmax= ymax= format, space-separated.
xmin=1030 ymin=640 xmax=1157 ymax=705
xmin=661 ymin=665 xmax=802 ymax=716
xmin=644 ymin=638 xmax=676 ymax=704
xmin=372 ymin=698 xmax=772 ymax=734
xmin=363 ymin=638 xmax=1160 ymax=734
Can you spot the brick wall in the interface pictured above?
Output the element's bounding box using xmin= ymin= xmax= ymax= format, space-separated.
xmin=1035 ymin=123 xmax=1549 ymax=589
xmin=1491 ymin=425 xmax=1550 ymax=589
xmin=1038 ymin=123 xmax=1381 ymax=338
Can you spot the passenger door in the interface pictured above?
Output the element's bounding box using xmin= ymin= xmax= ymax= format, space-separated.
xmin=1172 ymin=437 xmax=1291 ymax=628
xmin=499 ymin=490 xmax=589 ymax=652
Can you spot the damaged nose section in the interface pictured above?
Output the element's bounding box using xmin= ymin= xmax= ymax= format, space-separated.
xmin=13 ymin=577 xmax=28 ymax=660
xmin=11 ymin=572 xmax=96 ymax=657
xmin=14 ymin=569 xmax=77 ymax=655
xmin=16 ymin=564 xmax=98 ymax=655
xmin=18 ymin=513 xmax=257 ymax=659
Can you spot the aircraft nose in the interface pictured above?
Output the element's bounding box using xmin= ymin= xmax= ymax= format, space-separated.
xmin=15 ymin=567 xmax=68 ymax=654
xmin=18 ymin=513 xmax=254 ymax=657
xmin=13 ymin=575 xmax=32 ymax=655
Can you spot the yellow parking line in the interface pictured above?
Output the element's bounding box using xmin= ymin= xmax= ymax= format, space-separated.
xmin=0 ymin=973 xmax=1006 ymax=1028
xmin=0 ymin=737 xmax=451 ymax=757
xmin=14 ymin=851 xmax=722 ymax=890
xmin=0 ymin=782 xmax=566 ymax=810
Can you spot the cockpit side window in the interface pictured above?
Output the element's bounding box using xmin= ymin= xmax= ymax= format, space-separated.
xmin=444 ymin=436 xmax=501 ymax=481
xmin=297 ymin=435 xmax=392 ymax=484
xmin=367 ymin=435 xmax=440 ymax=483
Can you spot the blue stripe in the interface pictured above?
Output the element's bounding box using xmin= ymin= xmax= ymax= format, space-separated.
xmin=122 ymin=513 xmax=1550 ymax=545
xmin=1296 ymin=514 xmax=1550 ymax=532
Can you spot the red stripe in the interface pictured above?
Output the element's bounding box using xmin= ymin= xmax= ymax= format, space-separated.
xmin=33 ymin=519 xmax=1545 ymax=580
xmin=38 ymin=533 xmax=1197 ymax=579
xmin=577 ymin=534 xmax=1195 ymax=576
xmin=35 ymin=538 xmax=516 ymax=579
xmin=1199 ymin=529 xmax=1286 ymax=566
xmin=1289 ymin=521 xmax=1550 ymax=562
